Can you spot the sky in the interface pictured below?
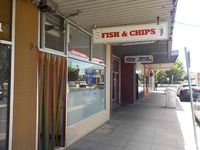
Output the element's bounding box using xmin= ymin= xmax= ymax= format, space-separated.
xmin=172 ymin=0 xmax=200 ymax=72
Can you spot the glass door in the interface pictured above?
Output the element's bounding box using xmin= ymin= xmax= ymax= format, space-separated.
xmin=112 ymin=57 xmax=120 ymax=107
xmin=0 ymin=44 xmax=11 ymax=150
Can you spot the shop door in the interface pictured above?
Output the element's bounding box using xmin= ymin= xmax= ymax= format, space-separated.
xmin=0 ymin=44 xmax=11 ymax=150
xmin=112 ymin=57 xmax=120 ymax=109
xmin=112 ymin=73 xmax=119 ymax=104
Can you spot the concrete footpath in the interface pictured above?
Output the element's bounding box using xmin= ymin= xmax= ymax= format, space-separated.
xmin=67 ymin=92 xmax=200 ymax=150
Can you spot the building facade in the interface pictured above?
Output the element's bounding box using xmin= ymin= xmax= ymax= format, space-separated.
xmin=0 ymin=0 xmax=178 ymax=150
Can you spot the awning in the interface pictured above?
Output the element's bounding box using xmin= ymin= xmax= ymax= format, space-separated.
xmin=29 ymin=0 xmax=177 ymax=33
xmin=28 ymin=0 xmax=178 ymax=69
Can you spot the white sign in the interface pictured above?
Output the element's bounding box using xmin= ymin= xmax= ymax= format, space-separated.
xmin=0 ymin=23 xmax=2 ymax=32
xmin=93 ymin=22 xmax=169 ymax=44
xmin=125 ymin=55 xmax=153 ymax=63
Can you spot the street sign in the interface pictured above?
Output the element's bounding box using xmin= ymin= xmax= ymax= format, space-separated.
xmin=184 ymin=47 xmax=199 ymax=150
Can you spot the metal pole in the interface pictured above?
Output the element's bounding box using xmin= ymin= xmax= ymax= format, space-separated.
xmin=184 ymin=47 xmax=199 ymax=150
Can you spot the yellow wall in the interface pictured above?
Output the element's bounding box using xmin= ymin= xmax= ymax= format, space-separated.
xmin=0 ymin=0 xmax=12 ymax=40
xmin=12 ymin=0 xmax=38 ymax=149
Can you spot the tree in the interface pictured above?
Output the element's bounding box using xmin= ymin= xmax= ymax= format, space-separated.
xmin=155 ymin=59 xmax=186 ymax=84
xmin=155 ymin=70 xmax=167 ymax=84
xmin=68 ymin=66 xmax=80 ymax=81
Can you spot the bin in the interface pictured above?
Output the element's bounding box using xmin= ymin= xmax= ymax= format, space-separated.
xmin=164 ymin=88 xmax=177 ymax=108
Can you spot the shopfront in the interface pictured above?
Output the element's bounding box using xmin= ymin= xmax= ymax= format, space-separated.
xmin=36 ymin=12 xmax=110 ymax=149
xmin=2 ymin=0 xmax=177 ymax=149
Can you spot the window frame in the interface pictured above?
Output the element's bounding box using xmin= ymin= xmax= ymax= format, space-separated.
xmin=0 ymin=0 xmax=16 ymax=149
xmin=40 ymin=12 xmax=66 ymax=55
xmin=67 ymin=23 xmax=92 ymax=62
xmin=40 ymin=12 xmax=107 ymax=67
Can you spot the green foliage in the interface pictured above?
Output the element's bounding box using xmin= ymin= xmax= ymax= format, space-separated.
xmin=68 ymin=66 xmax=79 ymax=81
xmin=155 ymin=70 xmax=167 ymax=84
xmin=155 ymin=59 xmax=186 ymax=84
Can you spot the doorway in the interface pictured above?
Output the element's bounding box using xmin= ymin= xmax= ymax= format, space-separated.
xmin=111 ymin=56 xmax=120 ymax=109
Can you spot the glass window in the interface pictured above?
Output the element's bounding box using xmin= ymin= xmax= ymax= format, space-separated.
xmin=113 ymin=59 xmax=119 ymax=73
xmin=0 ymin=0 xmax=12 ymax=41
xmin=43 ymin=13 xmax=65 ymax=52
xmin=0 ymin=44 xmax=11 ymax=150
xmin=68 ymin=25 xmax=90 ymax=61
xmin=92 ymin=44 xmax=106 ymax=64
xmin=67 ymin=58 xmax=105 ymax=125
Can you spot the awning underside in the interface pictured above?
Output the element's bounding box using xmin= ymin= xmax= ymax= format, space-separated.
xmin=52 ymin=0 xmax=176 ymax=33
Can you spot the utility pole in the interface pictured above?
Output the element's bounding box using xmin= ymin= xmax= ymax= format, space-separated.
xmin=185 ymin=47 xmax=199 ymax=150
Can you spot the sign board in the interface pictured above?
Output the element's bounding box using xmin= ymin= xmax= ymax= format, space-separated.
xmin=92 ymin=56 xmax=104 ymax=64
xmin=125 ymin=55 xmax=153 ymax=63
xmin=0 ymin=23 xmax=2 ymax=32
xmin=93 ymin=22 xmax=169 ymax=44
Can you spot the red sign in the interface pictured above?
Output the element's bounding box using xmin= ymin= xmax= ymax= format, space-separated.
xmin=92 ymin=56 xmax=104 ymax=64
xmin=69 ymin=49 xmax=88 ymax=58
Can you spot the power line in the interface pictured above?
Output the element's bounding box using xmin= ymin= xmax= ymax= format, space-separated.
xmin=175 ymin=22 xmax=200 ymax=27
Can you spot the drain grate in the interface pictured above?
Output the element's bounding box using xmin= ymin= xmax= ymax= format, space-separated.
xmin=94 ymin=123 xmax=117 ymax=135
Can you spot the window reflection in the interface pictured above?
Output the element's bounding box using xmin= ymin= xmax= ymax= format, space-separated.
xmin=67 ymin=58 xmax=105 ymax=125
xmin=0 ymin=44 xmax=11 ymax=150
xmin=68 ymin=25 xmax=90 ymax=61
xmin=92 ymin=44 xmax=106 ymax=64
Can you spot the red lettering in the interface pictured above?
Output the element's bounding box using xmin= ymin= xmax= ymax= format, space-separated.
xmin=102 ymin=32 xmax=120 ymax=38
xmin=144 ymin=29 xmax=151 ymax=35
xmin=150 ymin=28 xmax=156 ymax=34
xmin=141 ymin=30 xmax=146 ymax=35
xmin=130 ymin=28 xmax=156 ymax=36
xmin=135 ymin=30 xmax=141 ymax=36
xmin=102 ymin=33 xmax=107 ymax=38
xmin=113 ymin=32 xmax=120 ymax=37
xmin=130 ymin=30 xmax=135 ymax=36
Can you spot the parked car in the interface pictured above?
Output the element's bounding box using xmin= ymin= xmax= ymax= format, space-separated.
xmin=179 ymin=84 xmax=200 ymax=102
xmin=69 ymin=81 xmax=76 ymax=87
xmin=79 ymin=81 xmax=87 ymax=88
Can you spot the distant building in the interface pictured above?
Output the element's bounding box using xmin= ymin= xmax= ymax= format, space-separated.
xmin=190 ymin=72 xmax=197 ymax=83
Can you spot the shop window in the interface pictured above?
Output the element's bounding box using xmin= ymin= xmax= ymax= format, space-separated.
xmin=0 ymin=44 xmax=11 ymax=150
xmin=92 ymin=44 xmax=106 ymax=64
xmin=42 ymin=13 xmax=65 ymax=52
xmin=67 ymin=58 xmax=105 ymax=125
xmin=68 ymin=25 xmax=90 ymax=60
xmin=0 ymin=0 xmax=12 ymax=41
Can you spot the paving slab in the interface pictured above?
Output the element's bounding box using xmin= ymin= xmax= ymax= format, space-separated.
xmin=67 ymin=92 xmax=200 ymax=150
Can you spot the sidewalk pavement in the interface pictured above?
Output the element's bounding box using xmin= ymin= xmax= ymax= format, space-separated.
xmin=67 ymin=92 xmax=200 ymax=150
